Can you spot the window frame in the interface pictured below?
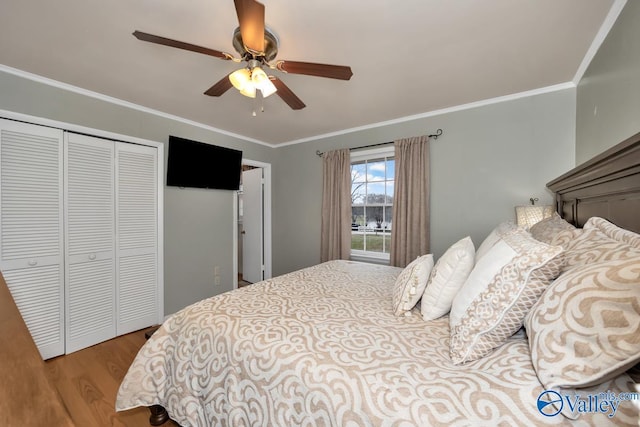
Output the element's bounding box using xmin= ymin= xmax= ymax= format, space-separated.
xmin=349 ymin=146 xmax=395 ymax=263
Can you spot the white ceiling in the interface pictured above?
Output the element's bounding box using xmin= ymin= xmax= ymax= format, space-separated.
xmin=0 ymin=0 xmax=620 ymax=146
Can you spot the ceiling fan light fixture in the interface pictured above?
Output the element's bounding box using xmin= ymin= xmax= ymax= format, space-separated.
xmin=239 ymin=84 xmax=257 ymax=98
xmin=229 ymin=66 xmax=276 ymax=99
xmin=229 ymin=68 xmax=252 ymax=91
xmin=133 ymin=0 xmax=352 ymax=111
xmin=250 ymin=66 xmax=268 ymax=85
xmin=250 ymin=66 xmax=276 ymax=98
xmin=259 ymin=79 xmax=277 ymax=98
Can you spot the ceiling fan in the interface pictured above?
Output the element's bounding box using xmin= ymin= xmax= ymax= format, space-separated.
xmin=133 ymin=0 xmax=353 ymax=110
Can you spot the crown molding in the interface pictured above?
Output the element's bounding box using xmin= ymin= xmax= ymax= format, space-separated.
xmin=0 ymin=64 xmax=270 ymax=147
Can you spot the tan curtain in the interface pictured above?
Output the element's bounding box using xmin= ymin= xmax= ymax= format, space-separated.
xmin=320 ymin=149 xmax=351 ymax=262
xmin=390 ymin=136 xmax=430 ymax=267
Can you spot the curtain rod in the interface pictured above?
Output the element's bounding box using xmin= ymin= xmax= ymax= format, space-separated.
xmin=315 ymin=129 xmax=443 ymax=157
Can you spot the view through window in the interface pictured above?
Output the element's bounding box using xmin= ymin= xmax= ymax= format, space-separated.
xmin=351 ymin=151 xmax=394 ymax=259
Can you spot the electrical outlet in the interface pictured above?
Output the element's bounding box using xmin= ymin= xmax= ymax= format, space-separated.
xmin=214 ymin=266 xmax=220 ymax=276
xmin=214 ymin=276 xmax=221 ymax=286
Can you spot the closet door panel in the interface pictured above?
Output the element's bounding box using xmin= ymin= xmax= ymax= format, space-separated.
xmin=118 ymin=253 xmax=157 ymax=332
xmin=65 ymin=133 xmax=115 ymax=353
xmin=66 ymin=259 xmax=114 ymax=351
xmin=0 ymin=119 xmax=64 ymax=359
xmin=116 ymin=143 xmax=158 ymax=334
xmin=1 ymin=266 xmax=63 ymax=359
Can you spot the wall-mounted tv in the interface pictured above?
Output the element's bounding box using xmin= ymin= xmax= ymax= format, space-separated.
xmin=166 ymin=136 xmax=242 ymax=190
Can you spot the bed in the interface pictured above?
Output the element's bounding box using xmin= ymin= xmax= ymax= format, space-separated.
xmin=116 ymin=132 xmax=640 ymax=426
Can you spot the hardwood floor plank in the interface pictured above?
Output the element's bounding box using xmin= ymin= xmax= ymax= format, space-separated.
xmin=47 ymin=362 xmax=102 ymax=427
xmin=45 ymin=327 xmax=179 ymax=427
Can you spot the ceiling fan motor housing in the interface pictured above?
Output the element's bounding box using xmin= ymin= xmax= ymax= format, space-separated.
xmin=232 ymin=27 xmax=279 ymax=62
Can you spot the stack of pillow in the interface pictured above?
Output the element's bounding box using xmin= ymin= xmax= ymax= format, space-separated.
xmin=526 ymin=215 xmax=640 ymax=419
xmin=392 ymin=214 xmax=567 ymax=364
xmin=391 ymin=213 xmax=640 ymax=418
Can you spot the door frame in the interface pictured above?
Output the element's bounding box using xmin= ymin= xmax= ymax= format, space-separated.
xmin=232 ymin=158 xmax=272 ymax=289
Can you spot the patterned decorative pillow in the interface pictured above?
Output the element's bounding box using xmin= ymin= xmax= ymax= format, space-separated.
xmin=525 ymin=258 xmax=640 ymax=392
xmin=421 ymin=236 xmax=475 ymax=321
xmin=529 ymin=211 xmax=576 ymax=244
xmin=392 ymin=254 xmax=434 ymax=317
xmin=559 ymin=228 xmax=640 ymax=274
xmin=449 ymin=228 xmax=563 ymax=364
xmin=548 ymin=228 xmax=583 ymax=250
xmin=474 ymin=221 xmax=519 ymax=262
xmin=584 ymin=216 xmax=640 ymax=250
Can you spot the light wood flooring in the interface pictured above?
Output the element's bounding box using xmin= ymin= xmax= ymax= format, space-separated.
xmin=45 ymin=327 xmax=179 ymax=427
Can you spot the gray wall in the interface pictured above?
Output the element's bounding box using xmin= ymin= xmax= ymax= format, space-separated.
xmin=576 ymin=0 xmax=640 ymax=164
xmin=0 ymin=69 xmax=578 ymax=313
xmin=0 ymin=70 xmax=276 ymax=315
xmin=272 ymin=89 xmax=576 ymax=275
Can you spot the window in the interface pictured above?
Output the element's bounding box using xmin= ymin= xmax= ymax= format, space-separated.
xmin=350 ymin=147 xmax=394 ymax=261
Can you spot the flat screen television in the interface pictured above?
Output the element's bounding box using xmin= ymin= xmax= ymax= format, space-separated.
xmin=166 ymin=136 xmax=242 ymax=190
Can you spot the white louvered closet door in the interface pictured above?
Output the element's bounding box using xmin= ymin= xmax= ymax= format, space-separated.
xmin=64 ymin=133 xmax=116 ymax=353
xmin=0 ymin=119 xmax=65 ymax=359
xmin=116 ymin=142 xmax=158 ymax=335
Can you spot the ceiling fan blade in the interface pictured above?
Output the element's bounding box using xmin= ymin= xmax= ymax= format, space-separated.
xmin=234 ymin=0 xmax=265 ymax=54
xmin=133 ymin=30 xmax=232 ymax=60
xmin=204 ymin=74 xmax=234 ymax=97
xmin=270 ymin=77 xmax=305 ymax=110
xmin=275 ymin=60 xmax=353 ymax=80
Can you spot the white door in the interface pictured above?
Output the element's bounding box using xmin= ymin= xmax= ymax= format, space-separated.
xmin=0 ymin=119 xmax=65 ymax=359
xmin=242 ymin=168 xmax=263 ymax=283
xmin=116 ymin=142 xmax=158 ymax=335
xmin=65 ymin=133 xmax=116 ymax=353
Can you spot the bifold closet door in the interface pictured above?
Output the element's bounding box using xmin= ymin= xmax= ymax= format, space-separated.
xmin=116 ymin=142 xmax=158 ymax=335
xmin=64 ymin=133 xmax=116 ymax=353
xmin=0 ymin=119 xmax=65 ymax=359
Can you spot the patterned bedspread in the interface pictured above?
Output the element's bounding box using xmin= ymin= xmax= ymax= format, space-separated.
xmin=116 ymin=260 xmax=637 ymax=426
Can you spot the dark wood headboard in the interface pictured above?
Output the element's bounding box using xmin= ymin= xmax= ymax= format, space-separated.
xmin=547 ymin=131 xmax=640 ymax=233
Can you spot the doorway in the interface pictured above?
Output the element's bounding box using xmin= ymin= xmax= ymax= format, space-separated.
xmin=233 ymin=159 xmax=272 ymax=289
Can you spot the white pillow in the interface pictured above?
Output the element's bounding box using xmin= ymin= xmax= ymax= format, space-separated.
xmin=392 ymin=254 xmax=434 ymax=317
xmin=421 ymin=236 xmax=475 ymax=321
xmin=449 ymin=228 xmax=563 ymax=364
xmin=474 ymin=221 xmax=519 ymax=262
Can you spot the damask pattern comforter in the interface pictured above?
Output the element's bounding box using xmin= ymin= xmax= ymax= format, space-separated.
xmin=116 ymin=260 xmax=634 ymax=426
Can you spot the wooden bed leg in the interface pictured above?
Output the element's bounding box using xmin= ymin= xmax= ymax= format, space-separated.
xmin=149 ymin=405 xmax=170 ymax=426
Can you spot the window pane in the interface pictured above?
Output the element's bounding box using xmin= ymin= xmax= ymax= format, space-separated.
xmin=351 ymin=163 xmax=366 ymax=183
xmin=386 ymin=159 xmax=395 ymax=179
xmin=351 ymin=183 xmax=365 ymax=205
xmin=351 ymin=232 xmax=364 ymax=251
xmin=351 ymin=206 xmax=364 ymax=227
xmin=367 ymin=160 xmax=386 ymax=181
xmin=366 ymin=182 xmax=385 ymax=204
xmin=384 ymin=206 xmax=392 ymax=225
xmin=365 ymin=234 xmax=383 ymax=253
xmin=385 ymin=182 xmax=394 ymax=204
xmin=383 ymin=233 xmax=391 ymax=253
xmin=365 ymin=206 xmax=383 ymax=230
